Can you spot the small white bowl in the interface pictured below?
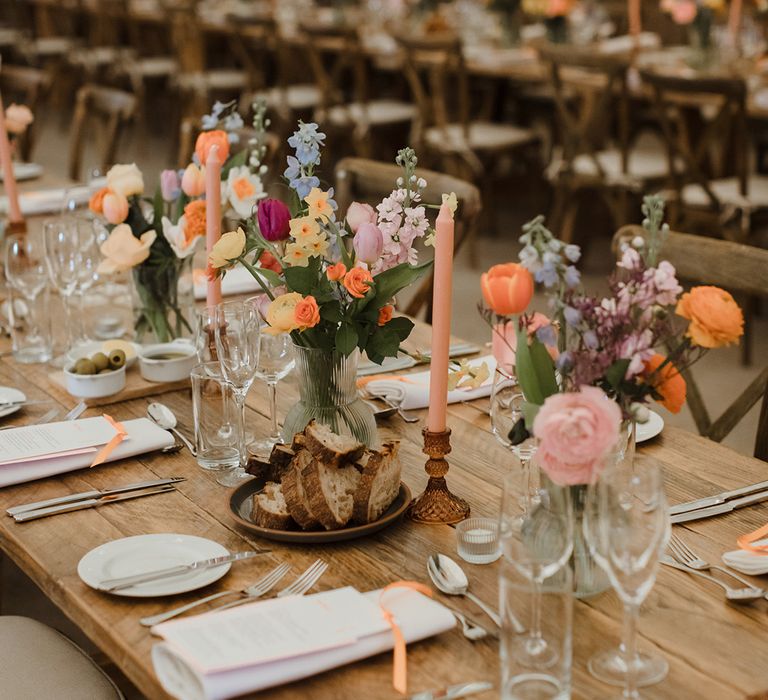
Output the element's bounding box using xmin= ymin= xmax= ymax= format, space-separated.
xmin=138 ymin=341 xmax=196 ymax=383
xmin=63 ymin=365 xmax=126 ymax=399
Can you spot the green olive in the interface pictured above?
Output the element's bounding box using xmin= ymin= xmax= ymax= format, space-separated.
xmin=91 ymin=352 xmax=109 ymax=372
xmin=108 ymin=349 xmax=126 ymax=369
xmin=74 ymin=358 xmax=96 ymax=375
xmin=98 ymin=368 xmax=113 ymax=375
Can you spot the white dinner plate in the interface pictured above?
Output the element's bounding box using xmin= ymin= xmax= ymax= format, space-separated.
xmin=0 ymin=386 xmax=26 ymax=419
xmin=357 ymin=353 xmax=417 ymax=377
xmin=636 ymin=409 xmax=664 ymax=443
xmin=78 ymin=534 xmax=231 ymax=598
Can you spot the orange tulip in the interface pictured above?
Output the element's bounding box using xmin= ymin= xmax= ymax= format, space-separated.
xmin=676 ymin=286 xmax=744 ymax=348
xmin=480 ymin=263 xmax=534 ymax=315
xmin=195 ymin=129 xmax=230 ymax=164
xmin=644 ymin=354 xmax=686 ymax=414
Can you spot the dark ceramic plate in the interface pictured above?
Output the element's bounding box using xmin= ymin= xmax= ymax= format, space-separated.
xmin=229 ymin=477 xmax=412 ymax=544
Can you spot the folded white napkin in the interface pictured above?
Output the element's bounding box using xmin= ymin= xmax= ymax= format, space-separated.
xmin=152 ymin=586 xmax=455 ymax=700
xmin=193 ymin=266 xmax=267 ymax=300
xmin=0 ymin=417 xmax=174 ymax=488
xmin=0 ymin=185 xmax=94 ymax=216
xmin=722 ymin=539 xmax=768 ymax=575
xmin=365 ymin=355 xmax=496 ymax=410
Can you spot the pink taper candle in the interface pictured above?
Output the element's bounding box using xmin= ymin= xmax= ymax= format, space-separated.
xmin=0 ymin=93 xmax=23 ymax=225
xmin=628 ymin=0 xmax=641 ymax=37
xmin=427 ymin=201 xmax=455 ymax=433
xmin=729 ymin=0 xmax=743 ymax=48
xmin=205 ymin=143 xmax=223 ymax=307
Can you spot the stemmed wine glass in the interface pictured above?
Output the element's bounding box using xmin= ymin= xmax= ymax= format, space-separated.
xmin=214 ymin=299 xmax=261 ymax=486
xmin=583 ymin=455 xmax=670 ymax=697
xmin=499 ymin=468 xmax=573 ymax=668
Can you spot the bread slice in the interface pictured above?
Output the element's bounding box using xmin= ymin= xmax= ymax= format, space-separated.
xmin=281 ymin=450 xmax=320 ymax=529
xmin=353 ymin=442 xmax=402 ymax=524
xmin=304 ymin=421 xmax=365 ymax=467
xmin=269 ymin=444 xmax=296 ymax=472
xmin=300 ymin=457 xmax=361 ymax=530
xmin=252 ymin=482 xmax=294 ymax=530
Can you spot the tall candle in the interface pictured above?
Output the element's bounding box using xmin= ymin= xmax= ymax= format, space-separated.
xmin=0 ymin=93 xmax=23 ymax=225
xmin=205 ymin=144 xmax=223 ymax=308
xmin=628 ymin=0 xmax=641 ymax=37
xmin=427 ymin=201 xmax=454 ymax=433
xmin=728 ymin=0 xmax=743 ymax=48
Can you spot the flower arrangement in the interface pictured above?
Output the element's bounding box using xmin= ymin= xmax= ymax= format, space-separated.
xmin=92 ymin=100 xmax=269 ymax=342
xmin=4 ymin=104 xmax=33 ymax=138
xmin=481 ymin=195 xmax=744 ymax=486
xmin=661 ymin=0 xmax=725 ymax=49
xmin=208 ymin=122 xmax=440 ymax=364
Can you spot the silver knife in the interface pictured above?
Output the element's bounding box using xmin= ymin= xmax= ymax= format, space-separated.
xmin=670 ymin=489 xmax=768 ymax=524
xmin=7 ymin=477 xmax=186 ymax=516
xmin=98 ymin=551 xmax=270 ymax=592
xmin=408 ymin=681 xmax=494 ymax=700
xmin=670 ymin=480 xmax=768 ymax=515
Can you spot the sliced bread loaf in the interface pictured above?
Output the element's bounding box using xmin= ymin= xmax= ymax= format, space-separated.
xmin=352 ymin=442 xmax=402 ymax=524
xmin=252 ymin=482 xmax=294 ymax=530
xmin=300 ymin=457 xmax=361 ymax=530
xmin=281 ymin=450 xmax=320 ymax=529
xmin=304 ymin=421 xmax=365 ymax=467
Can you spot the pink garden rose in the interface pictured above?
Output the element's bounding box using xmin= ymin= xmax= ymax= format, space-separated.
xmin=346 ymin=201 xmax=376 ymax=233
xmin=533 ymin=386 xmax=621 ymax=485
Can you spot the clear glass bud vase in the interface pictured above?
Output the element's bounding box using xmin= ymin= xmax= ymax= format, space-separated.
xmin=282 ymin=344 xmax=377 ymax=448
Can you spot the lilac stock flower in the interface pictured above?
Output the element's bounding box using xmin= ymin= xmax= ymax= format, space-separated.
xmin=257 ymin=199 xmax=291 ymax=241
xmin=160 ymin=169 xmax=180 ymax=202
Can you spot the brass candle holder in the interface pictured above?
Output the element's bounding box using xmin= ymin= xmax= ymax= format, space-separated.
xmin=409 ymin=428 xmax=470 ymax=524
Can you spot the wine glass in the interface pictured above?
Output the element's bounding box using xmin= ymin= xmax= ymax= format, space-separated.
xmin=214 ymin=299 xmax=261 ymax=486
xmin=72 ymin=216 xmax=101 ymax=339
xmin=249 ymin=332 xmax=295 ymax=457
xmin=499 ymin=467 xmax=573 ymax=668
xmin=584 ymin=455 xmax=670 ymax=696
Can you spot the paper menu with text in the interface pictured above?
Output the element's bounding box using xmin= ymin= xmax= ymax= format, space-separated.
xmin=153 ymin=587 xmax=391 ymax=675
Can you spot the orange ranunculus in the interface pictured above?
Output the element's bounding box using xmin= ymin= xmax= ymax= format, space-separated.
xmin=183 ymin=199 xmax=206 ymax=243
xmin=676 ymin=286 xmax=744 ymax=348
xmin=195 ymin=129 xmax=230 ymax=164
xmin=89 ymin=186 xmax=111 ymax=215
xmin=259 ymin=250 xmax=282 ymax=274
xmin=343 ymin=267 xmax=374 ymax=298
xmin=326 ymin=262 xmax=347 ymax=281
xmin=480 ymin=262 xmax=534 ymax=315
xmin=294 ymin=295 xmax=320 ymax=330
xmin=378 ymin=305 xmax=393 ymax=326
xmin=644 ymin=353 xmax=686 ymax=414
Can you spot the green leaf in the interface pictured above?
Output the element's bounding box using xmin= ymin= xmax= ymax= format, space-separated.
xmin=366 ymin=327 xmax=400 ymax=361
xmin=320 ymin=301 xmax=342 ymax=323
xmin=367 ymin=260 xmax=433 ymax=310
xmin=283 ymin=256 xmax=320 ymax=295
xmin=508 ymin=416 xmax=532 ymax=445
xmin=221 ymin=149 xmax=248 ymax=179
xmin=605 ymin=359 xmax=630 ymax=391
xmin=153 ymin=188 xmax=164 ymax=228
xmin=515 ymin=328 xmax=557 ymax=405
xmin=336 ymin=322 xmax=359 ymax=356
xmin=383 ymin=316 xmax=414 ymax=341
xmin=254 ymin=266 xmax=283 ymax=289
xmin=529 ymin=338 xmax=559 ymax=398
xmin=521 ymin=403 xmax=540 ymax=433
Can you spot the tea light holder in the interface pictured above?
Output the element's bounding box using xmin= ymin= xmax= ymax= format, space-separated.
xmin=409 ymin=428 xmax=470 ymax=524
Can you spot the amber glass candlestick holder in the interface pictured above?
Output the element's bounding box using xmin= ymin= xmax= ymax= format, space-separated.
xmin=409 ymin=428 xmax=470 ymax=524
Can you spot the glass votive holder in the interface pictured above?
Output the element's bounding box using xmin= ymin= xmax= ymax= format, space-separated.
xmin=456 ymin=517 xmax=501 ymax=564
xmin=191 ymin=362 xmax=240 ymax=471
xmin=8 ymin=288 xmax=53 ymax=364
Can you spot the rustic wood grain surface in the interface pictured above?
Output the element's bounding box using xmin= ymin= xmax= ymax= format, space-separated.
xmin=0 ymin=320 xmax=767 ymax=700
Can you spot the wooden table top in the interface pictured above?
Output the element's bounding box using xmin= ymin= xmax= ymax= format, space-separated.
xmin=0 ymin=320 xmax=767 ymax=700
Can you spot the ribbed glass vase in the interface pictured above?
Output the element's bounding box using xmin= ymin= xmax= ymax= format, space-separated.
xmin=282 ymin=344 xmax=377 ymax=448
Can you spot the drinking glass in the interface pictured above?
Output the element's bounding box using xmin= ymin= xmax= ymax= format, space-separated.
xmin=584 ymin=455 xmax=670 ymax=696
xmin=499 ymin=467 xmax=573 ymax=668
xmin=214 ymin=299 xmax=261 ymax=486
xmin=249 ymin=331 xmax=295 ymax=457
xmin=194 ymin=306 xmax=220 ymax=363
xmin=4 ymin=234 xmax=52 ymax=363
xmin=191 ymin=362 xmax=240 ymax=471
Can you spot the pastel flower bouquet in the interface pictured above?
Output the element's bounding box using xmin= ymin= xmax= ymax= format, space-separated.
xmin=661 ymin=0 xmax=725 ymax=50
xmin=522 ymin=0 xmax=574 ymax=42
xmin=92 ymin=100 xmax=269 ymax=342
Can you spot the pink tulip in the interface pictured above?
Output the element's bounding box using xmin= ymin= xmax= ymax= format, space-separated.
xmin=257 ymin=198 xmax=291 ymax=241
xmin=102 ymin=192 xmax=129 ymax=225
xmin=353 ymin=222 xmax=384 ymax=264
xmin=346 ymin=201 xmax=376 ymax=233
xmin=181 ymin=163 xmax=205 ymax=197
xmin=160 ymin=169 xmax=181 ymax=202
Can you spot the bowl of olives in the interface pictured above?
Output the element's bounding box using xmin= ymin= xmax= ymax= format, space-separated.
xmin=64 ymin=349 xmax=127 ymax=398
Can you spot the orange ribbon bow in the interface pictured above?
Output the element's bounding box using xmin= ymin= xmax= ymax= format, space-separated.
xmin=379 ymin=581 xmax=433 ymax=695
xmin=89 ymin=415 xmax=127 ymax=467
xmin=738 ymin=522 xmax=768 ymax=555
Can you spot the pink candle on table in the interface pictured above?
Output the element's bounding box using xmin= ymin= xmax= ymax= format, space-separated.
xmin=0 ymin=93 xmax=23 ymax=225
xmin=729 ymin=0 xmax=743 ymax=48
xmin=205 ymin=144 xmax=223 ymax=307
xmin=426 ymin=201 xmax=455 ymax=434
xmin=628 ymin=0 xmax=641 ymax=37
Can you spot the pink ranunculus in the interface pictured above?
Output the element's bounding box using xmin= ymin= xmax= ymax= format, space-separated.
xmin=257 ymin=198 xmax=291 ymax=241
xmin=533 ymin=386 xmax=622 ymax=486
xmin=353 ymin=222 xmax=384 ymax=264
xmin=491 ymin=313 xmax=556 ymax=369
xmin=346 ymin=201 xmax=376 ymax=233
xmin=671 ymin=0 xmax=697 ymax=24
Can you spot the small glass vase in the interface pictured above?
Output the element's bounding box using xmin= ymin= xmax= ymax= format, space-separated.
xmin=282 ymin=344 xmax=377 ymax=447
xmin=131 ymin=256 xmax=195 ymax=344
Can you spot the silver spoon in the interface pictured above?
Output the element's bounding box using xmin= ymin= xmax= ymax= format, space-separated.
xmin=147 ymin=402 xmax=196 ymax=456
xmin=427 ymin=553 xmax=519 ymax=631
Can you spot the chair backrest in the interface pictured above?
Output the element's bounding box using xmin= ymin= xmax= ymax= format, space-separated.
xmin=613 ymin=225 xmax=768 ymax=460
xmin=538 ymin=45 xmax=631 ymax=178
xmin=166 ymin=6 xmax=206 ymax=73
xmin=639 ymin=70 xmax=748 ymax=212
xmin=68 ymin=84 xmax=137 ymax=181
xmin=335 ymin=157 xmax=481 ymax=321
xmin=0 ymin=65 xmax=51 ymax=161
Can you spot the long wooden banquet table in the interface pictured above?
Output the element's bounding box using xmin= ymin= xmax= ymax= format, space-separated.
xmin=0 ymin=317 xmax=767 ymax=699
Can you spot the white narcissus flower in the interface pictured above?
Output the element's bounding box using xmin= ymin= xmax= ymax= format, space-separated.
xmin=106 ymin=163 xmax=144 ymax=197
xmin=224 ymin=165 xmax=265 ymax=218
xmin=161 ymin=216 xmax=201 ymax=259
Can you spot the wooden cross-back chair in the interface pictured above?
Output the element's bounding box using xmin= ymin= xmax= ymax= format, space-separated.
xmin=639 ymin=69 xmax=766 ymax=243
xmin=334 ymin=157 xmax=481 ymax=323
xmin=613 ymin=225 xmax=768 ymax=461
xmin=540 ymin=45 xmax=670 ymax=244
xmin=68 ymin=83 xmax=137 ymax=181
xmin=0 ymin=64 xmax=51 ymax=161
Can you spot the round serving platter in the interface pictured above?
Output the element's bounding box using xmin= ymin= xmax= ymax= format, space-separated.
xmin=229 ymin=477 xmax=412 ymax=544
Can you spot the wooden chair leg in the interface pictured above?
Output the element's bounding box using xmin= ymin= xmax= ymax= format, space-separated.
xmin=559 ymin=197 xmax=579 ymax=245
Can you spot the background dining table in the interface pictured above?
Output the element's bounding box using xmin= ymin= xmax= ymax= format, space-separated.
xmin=0 ymin=316 xmax=766 ymax=700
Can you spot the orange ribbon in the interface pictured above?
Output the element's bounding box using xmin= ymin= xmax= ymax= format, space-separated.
xmin=379 ymin=581 xmax=433 ymax=695
xmin=89 ymin=415 xmax=127 ymax=467
xmin=356 ymin=375 xmax=418 ymax=388
xmin=737 ymin=522 xmax=768 ymax=555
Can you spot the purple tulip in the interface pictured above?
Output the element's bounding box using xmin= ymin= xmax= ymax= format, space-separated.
xmin=353 ymin=222 xmax=384 ymax=264
xmin=257 ymin=198 xmax=291 ymax=242
xmin=160 ymin=169 xmax=180 ymax=202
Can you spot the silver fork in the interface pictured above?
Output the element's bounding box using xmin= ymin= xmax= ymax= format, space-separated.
xmin=140 ymin=562 xmax=291 ymax=627
xmin=669 ymin=534 xmax=764 ymax=592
